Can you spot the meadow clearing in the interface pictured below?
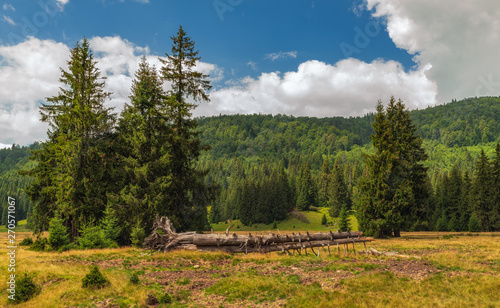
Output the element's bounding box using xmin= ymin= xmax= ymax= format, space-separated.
xmin=0 ymin=229 xmax=499 ymax=307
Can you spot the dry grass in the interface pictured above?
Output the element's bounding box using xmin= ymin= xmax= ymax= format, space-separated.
xmin=0 ymin=231 xmax=499 ymax=307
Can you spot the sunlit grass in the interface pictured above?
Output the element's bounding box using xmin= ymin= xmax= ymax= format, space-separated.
xmin=0 ymin=231 xmax=498 ymax=307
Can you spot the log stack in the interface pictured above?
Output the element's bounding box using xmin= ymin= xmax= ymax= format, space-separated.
xmin=143 ymin=216 xmax=374 ymax=255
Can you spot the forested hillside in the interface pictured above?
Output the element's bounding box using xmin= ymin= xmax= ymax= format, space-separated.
xmin=2 ymin=97 xmax=500 ymax=232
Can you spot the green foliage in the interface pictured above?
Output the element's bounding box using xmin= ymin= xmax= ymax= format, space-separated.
xmin=19 ymin=237 xmax=33 ymax=246
xmin=79 ymin=222 xmax=106 ymax=249
xmin=321 ymin=214 xmax=327 ymax=226
xmin=8 ymin=273 xmax=41 ymax=303
xmin=29 ymin=236 xmax=48 ymax=252
xmin=468 ymin=213 xmax=481 ymax=232
xmin=356 ymin=98 xmax=429 ymax=238
xmin=130 ymin=272 xmax=140 ymax=285
xmin=100 ymin=205 xmax=120 ymax=247
xmin=158 ymin=292 xmax=172 ymax=304
xmin=338 ymin=205 xmax=350 ymax=232
xmin=130 ymin=221 xmax=146 ymax=247
xmin=82 ymin=265 xmax=110 ymax=289
xmin=48 ymin=215 xmax=70 ymax=250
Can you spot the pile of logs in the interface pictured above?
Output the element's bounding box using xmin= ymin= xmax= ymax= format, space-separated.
xmin=143 ymin=216 xmax=374 ymax=255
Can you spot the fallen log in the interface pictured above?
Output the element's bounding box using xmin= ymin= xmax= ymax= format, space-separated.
xmin=182 ymin=237 xmax=374 ymax=254
xmin=143 ymin=216 xmax=373 ymax=254
xmin=191 ymin=231 xmax=363 ymax=246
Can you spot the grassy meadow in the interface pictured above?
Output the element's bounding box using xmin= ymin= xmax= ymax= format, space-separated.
xmin=1 ymin=228 xmax=499 ymax=307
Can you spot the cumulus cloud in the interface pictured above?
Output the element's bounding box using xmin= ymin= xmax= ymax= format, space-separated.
xmin=365 ymin=0 xmax=500 ymax=102
xmin=194 ymin=59 xmax=436 ymax=118
xmin=265 ymin=51 xmax=298 ymax=61
xmin=0 ymin=36 xmax=223 ymax=145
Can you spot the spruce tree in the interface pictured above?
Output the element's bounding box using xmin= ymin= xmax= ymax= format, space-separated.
xmin=473 ymin=150 xmax=491 ymax=231
xmin=296 ymin=162 xmax=317 ymax=211
xmin=328 ymin=160 xmax=351 ymax=217
xmin=23 ymin=38 xmax=116 ymax=239
xmin=490 ymin=143 xmax=500 ymax=230
xmin=159 ymin=26 xmax=214 ymax=231
xmin=356 ymin=98 xmax=428 ymax=238
xmin=110 ymin=57 xmax=172 ymax=239
xmin=318 ymin=159 xmax=331 ymax=207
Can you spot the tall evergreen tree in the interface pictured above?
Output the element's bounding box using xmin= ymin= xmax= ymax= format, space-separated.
xmin=23 ymin=38 xmax=116 ymax=239
xmin=109 ymin=58 xmax=172 ymax=240
xmin=473 ymin=150 xmax=491 ymax=231
xmin=328 ymin=160 xmax=351 ymax=217
xmin=318 ymin=159 xmax=331 ymax=207
xmin=490 ymin=143 xmax=500 ymax=230
xmin=159 ymin=26 xmax=214 ymax=231
xmin=356 ymin=98 xmax=428 ymax=237
xmin=296 ymin=162 xmax=317 ymax=211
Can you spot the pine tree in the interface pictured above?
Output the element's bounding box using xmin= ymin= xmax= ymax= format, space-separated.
xmin=23 ymin=38 xmax=116 ymax=239
xmin=490 ymin=143 xmax=500 ymax=230
xmin=338 ymin=205 xmax=350 ymax=232
xmin=296 ymin=162 xmax=317 ymax=211
xmin=328 ymin=160 xmax=351 ymax=217
xmin=109 ymin=57 xmax=172 ymax=239
xmin=473 ymin=150 xmax=491 ymax=231
xmin=159 ymin=26 xmax=214 ymax=232
xmin=318 ymin=159 xmax=331 ymax=207
xmin=356 ymin=98 xmax=428 ymax=238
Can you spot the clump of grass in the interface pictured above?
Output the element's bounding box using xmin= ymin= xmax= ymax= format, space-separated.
xmin=159 ymin=292 xmax=172 ymax=304
xmin=82 ymin=265 xmax=110 ymax=289
xmin=176 ymin=277 xmax=191 ymax=285
xmin=130 ymin=272 xmax=140 ymax=285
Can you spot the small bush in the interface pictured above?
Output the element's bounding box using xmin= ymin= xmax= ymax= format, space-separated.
xmin=19 ymin=237 xmax=34 ymax=246
xmin=48 ymin=216 xmax=70 ymax=250
xmin=29 ymin=237 xmax=48 ymax=252
xmin=468 ymin=213 xmax=481 ymax=232
xmin=158 ymin=292 xmax=172 ymax=304
xmin=82 ymin=265 xmax=110 ymax=289
xmin=272 ymin=220 xmax=277 ymax=229
xmin=8 ymin=273 xmax=41 ymax=303
xmin=79 ymin=223 xmax=106 ymax=249
xmin=130 ymin=222 xmax=146 ymax=248
xmin=130 ymin=272 xmax=140 ymax=285
xmin=321 ymin=214 xmax=327 ymax=226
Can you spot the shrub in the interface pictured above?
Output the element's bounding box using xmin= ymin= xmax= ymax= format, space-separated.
xmin=48 ymin=216 xmax=70 ymax=250
xmin=468 ymin=213 xmax=481 ymax=232
xmin=19 ymin=237 xmax=34 ymax=246
xmin=272 ymin=220 xmax=277 ymax=229
xmin=82 ymin=265 xmax=110 ymax=289
xmin=321 ymin=214 xmax=327 ymax=226
xmin=158 ymin=292 xmax=172 ymax=304
xmin=29 ymin=237 xmax=48 ymax=252
xmin=101 ymin=205 xmax=120 ymax=247
xmin=338 ymin=205 xmax=350 ymax=232
xmin=130 ymin=221 xmax=146 ymax=248
xmin=8 ymin=273 xmax=41 ymax=303
xmin=130 ymin=272 xmax=140 ymax=285
xmin=79 ymin=222 xmax=105 ymax=249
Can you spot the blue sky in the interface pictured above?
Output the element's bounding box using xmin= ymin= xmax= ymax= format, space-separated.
xmin=1 ymin=0 xmax=500 ymax=146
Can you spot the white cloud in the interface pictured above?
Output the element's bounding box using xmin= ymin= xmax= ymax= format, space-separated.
xmin=0 ymin=36 xmax=223 ymax=145
xmin=365 ymin=0 xmax=500 ymax=102
xmin=3 ymin=4 xmax=15 ymax=11
xmin=0 ymin=37 xmax=70 ymax=145
xmin=2 ymin=15 xmax=15 ymax=25
xmin=194 ymin=59 xmax=436 ymax=118
xmin=265 ymin=51 xmax=298 ymax=61
xmin=247 ymin=61 xmax=257 ymax=70
xmin=0 ymin=143 xmax=11 ymax=149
